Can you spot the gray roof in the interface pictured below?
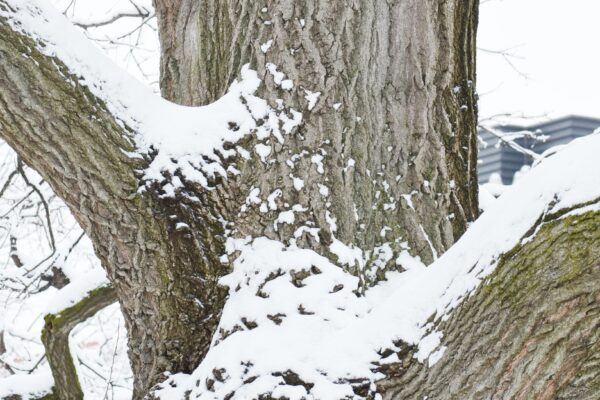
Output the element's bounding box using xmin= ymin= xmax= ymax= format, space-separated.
xmin=478 ymin=115 xmax=600 ymax=184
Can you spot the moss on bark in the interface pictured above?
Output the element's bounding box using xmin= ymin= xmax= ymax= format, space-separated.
xmin=379 ymin=207 xmax=600 ymax=399
xmin=41 ymin=286 xmax=117 ymax=400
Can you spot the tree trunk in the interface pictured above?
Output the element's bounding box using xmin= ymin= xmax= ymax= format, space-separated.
xmin=153 ymin=0 xmax=480 ymax=271
xmin=0 ymin=0 xmax=490 ymax=398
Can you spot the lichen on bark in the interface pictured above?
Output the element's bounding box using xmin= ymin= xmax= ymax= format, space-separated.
xmin=41 ymin=286 xmax=117 ymax=400
xmin=379 ymin=208 xmax=600 ymax=399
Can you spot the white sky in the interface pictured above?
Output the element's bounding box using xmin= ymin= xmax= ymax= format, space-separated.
xmin=478 ymin=0 xmax=600 ymax=120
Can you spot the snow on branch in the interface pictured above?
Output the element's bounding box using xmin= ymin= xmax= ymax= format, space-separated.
xmin=0 ymin=0 xmax=306 ymax=197
xmin=478 ymin=124 xmax=545 ymax=162
xmin=71 ymin=7 xmax=151 ymax=30
xmin=156 ymin=132 xmax=600 ymax=398
xmin=0 ymin=370 xmax=54 ymax=399
xmin=42 ymin=285 xmax=117 ymax=399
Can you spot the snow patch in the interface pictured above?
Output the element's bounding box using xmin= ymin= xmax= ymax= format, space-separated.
xmin=156 ymin=132 xmax=600 ymax=399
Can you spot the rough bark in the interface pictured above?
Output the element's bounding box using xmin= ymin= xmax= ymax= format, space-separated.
xmin=378 ymin=206 xmax=600 ymax=399
xmin=0 ymin=0 xmax=482 ymax=398
xmin=154 ymin=0 xmax=480 ymax=273
xmin=0 ymin=5 xmax=231 ymax=397
xmin=41 ymin=286 xmax=117 ymax=400
xmin=3 ymin=393 xmax=54 ymax=400
xmin=3 ymin=1 xmax=599 ymax=400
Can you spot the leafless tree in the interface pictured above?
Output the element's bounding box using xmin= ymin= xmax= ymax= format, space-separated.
xmin=0 ymin=1 xmax=598 ymax=399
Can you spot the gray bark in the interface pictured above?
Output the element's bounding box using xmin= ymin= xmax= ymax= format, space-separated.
xmin=378 ymin=206 xmax=600 ymax=399
xmin=154 ymin=0 xmax=480 ymax=273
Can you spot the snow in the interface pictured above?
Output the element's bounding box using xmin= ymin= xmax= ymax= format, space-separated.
xmin=303 ymin=89 xmax=321 ymax=110
xmin=45 ymin=268 xmax=109 ymax=314
xmin=266 ymin=63 xmax=294 ymax=90
xmin=401 ymin=192 xmax=416 ymax=210
xmin=291 ymin=176 xmax=304 ymax=191
xmin=329 ymin=239 xmax=364 ymax=269
xmin=0 ymin=0 xmax=296 ymax=195
xmin=267 ymin=190 xmax=282 ymax=210
xmin=260 ymin=40 xmax=273 ymax=53
xmin=418 ymin=224 xmax=438 ymax=260
xmin=481 ymin=173 xmax=510 ymax=202
xmin=245 ymin=187 xmax=261 ymax=205
xmin=478 ymin=185 xmax=498 ymax=213
xmin=255 ymin=143 xmax=272 ymax=162
xmin=274 ymin=205 xmax=307 ymax=230
xmin=415 ymin=332 xmax=443 ymax=363
xmin=0 ymin=370 xmax=54 ymax=399
xmin=318 ymin=184 xmax=330 ymax=197
xmin=395 ymin=250 xmax=426 ymax=271
xmin=311 ymin=154 xmax=325 ymax=174
xmin=4 ymin=1 xmax=600 ymax=399
xmin=156 ymin=132 xmax=600 ymax=398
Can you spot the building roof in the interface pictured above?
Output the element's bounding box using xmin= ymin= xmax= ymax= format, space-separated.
xmin=478 ymin=115 xmax=600 ymax=184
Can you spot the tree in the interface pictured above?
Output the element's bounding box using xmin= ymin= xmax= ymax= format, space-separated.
xmin=0 ymin=1 xmax=598 ymax=399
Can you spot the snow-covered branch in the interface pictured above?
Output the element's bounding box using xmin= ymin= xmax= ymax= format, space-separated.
xmin=478 ymin=124 xmax=543 ymax=162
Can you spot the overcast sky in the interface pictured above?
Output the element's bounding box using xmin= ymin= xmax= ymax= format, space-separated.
xmin=478 ymin=0 xmax=600 ymax=121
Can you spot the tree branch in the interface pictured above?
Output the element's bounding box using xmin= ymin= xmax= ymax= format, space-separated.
xmin=41 ymin=285 xmax=117 ymax=400
xmin=378 ymin=206 xmax=600 ymax=399
xmin=0 ymin=6 xmax=232 ymax=395
xmin=72 ymin=11 xmax=150 ymax=30
xmin=0 ymin=286 xmax=116 ymax=400
xmin=0 ymin=5 xmax=142 ymax=214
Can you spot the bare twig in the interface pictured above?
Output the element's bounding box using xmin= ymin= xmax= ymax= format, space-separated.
xmin=478 ymin=124 xmax=542 ymax=162
xmin=73 ymin=10 xmax=150 ymax=29
xmin=9 ymin=236 xmax=23 ymax=268
xmin=103 ymin=322 xmax=120 ymax=399
xmin=17 ymin=159 xmax=55 ymax=256
xmin=478 ymin=46 xmax=529 ymax=80
xmin=0 ymin=168 xmax=18 ymax=199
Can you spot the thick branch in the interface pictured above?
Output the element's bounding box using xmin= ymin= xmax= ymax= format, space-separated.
xmin=41 ymin=286 xmax=117 ymax=400
xmin=379 ymin=207 xmax=600 ymax=399
xmin=0 ymin=6 xmax=230 ymax=396
xmin=0 ymin=5 xmax=142 ymax=222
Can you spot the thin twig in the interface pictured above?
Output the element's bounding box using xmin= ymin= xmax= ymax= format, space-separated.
xmin=478 ymin=125 xmax=541 ymax=162
xmin=73 ymin=11 xmax=150 ymax=29
xmin=16 ymin=160 xmax=54 ymax=252
xmin=0 ymin=169 xmax=18 ymax=199
xmin=103 ymin=323 xmax=120 ymax=399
